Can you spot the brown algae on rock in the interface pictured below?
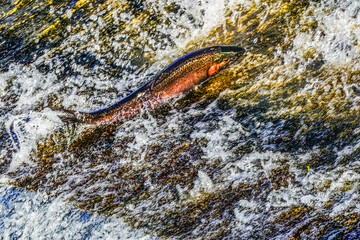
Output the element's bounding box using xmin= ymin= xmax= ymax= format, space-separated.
xmin=2 ymin=0 xmax=360 ymax=239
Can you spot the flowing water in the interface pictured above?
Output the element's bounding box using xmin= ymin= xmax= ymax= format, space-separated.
xmin=1 ymin=0 xmax=360 ymax=239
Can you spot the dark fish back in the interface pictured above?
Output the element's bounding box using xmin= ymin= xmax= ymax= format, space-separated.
xmin=65 ymin=45 xmax=244 ymax=124
xmin=161 ymin=46 xmax=221 ymax=75
xmin=151 ymin=46 xmax=222 ymax=91
xmin=88 ymin=80 xmax=152 ymax=118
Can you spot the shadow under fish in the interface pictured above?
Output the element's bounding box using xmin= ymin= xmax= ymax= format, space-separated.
xmin=60 ymin=46 xmax=245 ymax=125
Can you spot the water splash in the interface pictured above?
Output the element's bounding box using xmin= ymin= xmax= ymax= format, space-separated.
xmin=1 ymin=0 xmax=360 ymax=239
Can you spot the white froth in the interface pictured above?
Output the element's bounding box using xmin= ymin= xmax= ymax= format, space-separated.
xmin=1 ymin=0 xmax=360 ymax=238
xmin=5 ymin=109 xmax=62 ymax=172
xmin=284 ymin=0 xmax=360 ymax=69
xmin=0 ymin=185 xmax=155 ymax=240
xmin=191 ymin=107 xmax=249 ymax=162
xmin=0 ymin=73 xmax=8 ymax=98
xmin=335 ymin=140 xmax=360 ymax=164
xmin=188 ymin=170 xmax=215 ymax=198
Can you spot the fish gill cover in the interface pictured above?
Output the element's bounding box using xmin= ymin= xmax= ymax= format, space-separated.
xmin=1 ymin=0 xmax=360 ymax=239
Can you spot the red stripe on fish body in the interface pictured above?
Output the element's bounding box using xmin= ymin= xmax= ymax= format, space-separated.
xmin=156 ymin=64 xmax=210 ymax=99
xmin=60 ymin=46 xmax=245 ymax=125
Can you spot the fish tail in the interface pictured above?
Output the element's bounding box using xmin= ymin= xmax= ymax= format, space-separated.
xmin=59 ymin=109 xmax=92 ymax=124
xmin=59 ymin=109 xmax=79 ymax=123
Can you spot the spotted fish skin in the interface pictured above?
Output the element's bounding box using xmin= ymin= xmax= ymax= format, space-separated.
xmin=61 ymin=46 xmax=245 ymax=125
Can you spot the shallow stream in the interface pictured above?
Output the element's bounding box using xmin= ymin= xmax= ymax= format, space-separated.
xmin=1 ymin=0 xmax=360 ymax=239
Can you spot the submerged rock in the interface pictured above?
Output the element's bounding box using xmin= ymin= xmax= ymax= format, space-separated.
xmin=1 ymin=0 xmax=360 ymax=239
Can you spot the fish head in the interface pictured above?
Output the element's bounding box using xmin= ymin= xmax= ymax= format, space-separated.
xmin=208 ymin=46 xmax=245 ymax=76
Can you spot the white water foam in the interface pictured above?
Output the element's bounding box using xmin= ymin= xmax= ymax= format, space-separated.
xmin=1 ymin=0 xmax=360 ymax=238
xmin=283 ymin=0 xmax=360 ymax=69
xmin=4 ymin=109 xmax=62 ymax=172
xmin=0 ymin=185 xmax=156 ymax=240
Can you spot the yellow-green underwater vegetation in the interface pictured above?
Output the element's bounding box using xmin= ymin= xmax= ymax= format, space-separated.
xmin=1 ymin=0 xmax=360 ymax=239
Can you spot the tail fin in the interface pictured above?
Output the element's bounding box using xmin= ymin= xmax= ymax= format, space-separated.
xmin=59 ymin=109 xmax=88 ymax=124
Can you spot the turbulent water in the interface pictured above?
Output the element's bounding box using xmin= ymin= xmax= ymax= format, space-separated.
xmin=1 ymin=0 xmax=360 ymax=239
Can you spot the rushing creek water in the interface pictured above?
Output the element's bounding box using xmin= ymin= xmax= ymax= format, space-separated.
xmin=1 ymin=0 xmax=360 ymax=239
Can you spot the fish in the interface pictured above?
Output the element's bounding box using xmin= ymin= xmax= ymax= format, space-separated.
xmin=60 ymin=45 xmax=245 ymax=125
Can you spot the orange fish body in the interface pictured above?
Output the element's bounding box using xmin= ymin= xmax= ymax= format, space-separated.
xmin=61 ymin=46 xmax=245 ymax=125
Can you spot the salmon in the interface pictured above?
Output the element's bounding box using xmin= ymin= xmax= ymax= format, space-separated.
xmin=60 ymin=45 xmax=245 ymax=124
